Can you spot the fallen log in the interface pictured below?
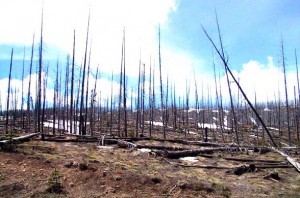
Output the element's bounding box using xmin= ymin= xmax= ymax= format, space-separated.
xmin=0 ymin=133 xmax=40 ymax=146
xmin=117 ymin=140 xmax=137 ymax=149
xmin=222 ymin=157 xmax=285 ymax=164
xmin=271 ymin=147 xmax=300 ymax=172
xmin=178 ymin=164 xmax=230 ymax=169
xmin=136 ymin=144 xmax=188 ymax=151
xmin=155 ymin=147 xmax=239 ymax=159
xmin=150 ymin=138 xmax=226 ymax=147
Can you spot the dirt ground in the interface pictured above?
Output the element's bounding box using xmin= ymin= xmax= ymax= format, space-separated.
xmin=1 ymin=138 xmax=300 ymax=198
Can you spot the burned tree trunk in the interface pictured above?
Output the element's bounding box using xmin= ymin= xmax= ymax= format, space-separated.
xmin=122 ymin=29 xmax=128 ymax=137
xmin=79 ymin=12 xmax=90 ymax=136
xmin=21 ymin=47 xmax=25 ymax=129
xmin=201 ymin=16 xmax=277 ymax=147
xmin=158 ymin=26 xmax=166 ymax=139
xmin=37 ymin=7 xmax=44 ymax=134
xmin=281 ymin=38 xmax=291 ymax=146
xmin=70 ymin=30 xmax=76 ymax=135
xmin=5 ymin=49 xmax=14 ymax=135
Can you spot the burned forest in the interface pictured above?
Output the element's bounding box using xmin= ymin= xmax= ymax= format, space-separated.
xmin=1 ymin=5 xmax=300 ymax=198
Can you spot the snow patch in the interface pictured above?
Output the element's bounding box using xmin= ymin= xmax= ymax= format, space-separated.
xmin=138 ymin=148 xmax=152 ymax=152
xmin=179 ymin=157 xmax=199 ymax=163
xmin=97 ymin=146 xmax=114 ymax=149
xmin=249 ymin=116 xmax=257 ymax=125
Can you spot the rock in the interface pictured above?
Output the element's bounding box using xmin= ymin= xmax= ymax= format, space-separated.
xmin=113 ymin=175 xmax=122 ymax=181
xmin=44 ymin=160 xmax=51 ymax=164
xmin=69 ymin=182 xmax=75 ymax=187
xmin=79 ymin=162 xmax=88 ymax=171
xmin=103 ymin=171 xmax=107 ymax=177
xmin=64 ymin=161 xmax=74 ymax=168
xmin=233 ymin=166 xmax=246 ymax=176
xmin=89 ymin=159 xmax=100 ymax=164
xmin=178 ymin=181 xmax=188 ymax=189
xmin=248 ymin=164 xmax=256 ymax=172
xmin=263 ymin=172 xmax=281 ymax=180
xmin=259 ymin=148 xmax=271 ymax=154
xmin=151 ymin=176 xmax=162 ymax=184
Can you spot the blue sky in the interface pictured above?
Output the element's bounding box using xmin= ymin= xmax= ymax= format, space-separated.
xmin=0 ymin=0 xmax=300 ymax=109
xmin=165 ymin=0 xmax=300 ymax=70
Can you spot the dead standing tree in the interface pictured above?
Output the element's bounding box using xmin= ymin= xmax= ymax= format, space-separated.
xmin=38 ymin=7 xmax=44 ymax=137
xmin=122 ymin=28 xmax=128 ymax=137
xmin=27 ymin=35 xmax=34 ymax=130
xmin=281 ymin=38 xmax=291 ymax=146
xmin=5 ymin=49 xmax=14 ymax=135
xmin=158 ymin=26 xmax=166 ymax=139
xmin=21 ymin=47 xmax=25 ymax=129
xmin=79 ymin=12 xmax=90 ymax=136
xmin=70 ymin=30 xmax=76 ymax=135
xmin=201 ymin=20 xmax=277 ymax=147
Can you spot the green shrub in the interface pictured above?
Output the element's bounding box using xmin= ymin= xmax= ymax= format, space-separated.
xmin=47 ymin=168 xmax=63 ymax=193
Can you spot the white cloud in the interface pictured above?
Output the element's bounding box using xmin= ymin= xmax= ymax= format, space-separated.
xmin=0 ymin=0 xmax=177 ymax=76
xmin=225 ymin=56 xmax=298 ymax=104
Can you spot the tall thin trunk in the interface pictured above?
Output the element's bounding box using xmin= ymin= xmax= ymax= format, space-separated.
xmin=136 ymin=59 xmax=141 ymax=137
xmin=64 ymin=55 xmax=70 ymax=132
xmin=213 ymin=56 xmax=225 ymax=142
xmin=21 ymin=47 xmax=25 ymax=129
xmin=118 ymin=32 xmax=124 ymax=137
xmin=90 ymin=66 xmax=99 ymax=136
xmin=58 ymin=67 xmax=62 ymax=134
xmin=173 ymin=83 xmax=177 ymax=131
xmin=193 ymin=70 xmax=199 ymax=134
xmin=294 ymin=86 xmax=298 ymax=141
xmin=151 ymin=63 xmax=155 ymax=137
xmin=110 ymin=72 xmax=114 ymax=136
xmin=42 ymin=63 xmax=49 ymax=135
xmin=142 ymin=63 xmax=145 ymax=135
xmin=38 ymin=7 xmax=44 ymax=135
xmin=27 ymin=35 xmax=34 ymax=129
xmin=201 ymin=19 xmax=277 ymax=147
xmin=185 ymin=79 xmax=190 ymax=139
xmin=158 ymin=26 xmax=166 ymax=139
xmin=215 ymin=13 xmax=239 ymax=145
xmin=85 ymin=44 xmax=92 ymax=134
xmin=70 ymin=30 xmax=75 ymax=134
xmin=53 ymin=61 xmax=59 ymax=135
xmin=295 ymin=49 xmax=300 ymax=141
xmin=5 ymin=49 xmax=14 ymax=135
xmin=281 ymin=38 xmax=291 ymax=146
xmin=149 ymin=57 xmax=152 ymax=137
xmin=79 ymin=12 xmax=90 ymax=136
xmin=122 ymin=29 xmax=127 ymax=137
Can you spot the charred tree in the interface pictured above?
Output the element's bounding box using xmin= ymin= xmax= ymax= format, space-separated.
xmin=122 ymin=29 xmax=128 ymax=137
xmin=201 ymin=18 xmax=277 ymax=147
xmin=85 ymin=44 xmax=92 ymax=134
xmin=37 ymin=7 xmax=44 ymax=134
xmin=27 ymin=35 xmax=34 ymax=130
xmin=158 ymin=26 xmax=166 ymax=139
xmin=79 ymin=13 xmax=90 ymax=136
xmin=5 ymin=49 xmax=14 ymax=134
xmin=281 ymin=38 xmax=291 ymax=146
xmin=21 ymin=47 xmax=25 ymax=129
